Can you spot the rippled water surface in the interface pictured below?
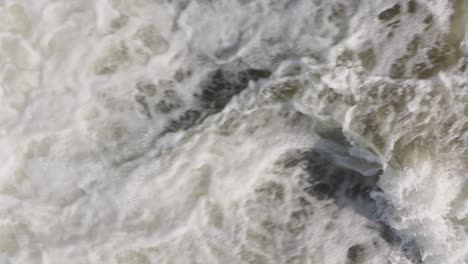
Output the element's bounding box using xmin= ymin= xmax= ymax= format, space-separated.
xmin=0 ymin=0 xmax=468 ymax=263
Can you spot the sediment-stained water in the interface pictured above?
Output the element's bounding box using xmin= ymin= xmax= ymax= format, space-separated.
xmin=0 ymin=0 xmax=467 ymax=263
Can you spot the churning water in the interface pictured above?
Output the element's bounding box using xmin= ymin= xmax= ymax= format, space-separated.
xmin=0 ymin=0 xmax=468 ymax=263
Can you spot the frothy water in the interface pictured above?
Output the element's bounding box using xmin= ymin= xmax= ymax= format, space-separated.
xmin=0 ymin=0 xmax=467 ymax=263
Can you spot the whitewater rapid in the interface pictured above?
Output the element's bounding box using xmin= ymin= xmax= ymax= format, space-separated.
xmin=0 ymin=0 xmax=467 ymax=263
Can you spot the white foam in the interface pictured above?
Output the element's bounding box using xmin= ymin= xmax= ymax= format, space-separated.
xmin=0 ymin=0 xmax=467 ymax=263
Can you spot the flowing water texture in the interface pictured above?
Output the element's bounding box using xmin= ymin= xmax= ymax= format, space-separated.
xmin=0 ymin=0 xmax=468 ymax=263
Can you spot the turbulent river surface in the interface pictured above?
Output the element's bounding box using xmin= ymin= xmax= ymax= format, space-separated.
xmin=1 ymin=0 xmax=468 ymax=263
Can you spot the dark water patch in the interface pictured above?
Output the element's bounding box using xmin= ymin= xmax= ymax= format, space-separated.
xmin=460 ymin=62 xmax=467 ymax=72
xmin=318 ymin=86 xmax=343 ymax=104
xmin=390 ymin=57 xmax=406 ymax=79
xmin=346 ymin=244 xmax=366 ymax=264
xmin=449 ymin=0 xmax=466 ymax=45
xmin=275 ymin=143 xmax=423 ymax=263
xmin=358 ymin=48 xmax=376 ymax=71
xmin=315 ymin=123 xmax=350 ymax=146
xmin=196 ymin=67 xmax=271 ymax=113
xmin=337 ymin=49 xmax=354 ymax=66
xmin=273 ymin=147 xmax=379 ymax=211
xmin=268 ymin=80 xmax=302 ymax=101
xmin=286 ymin=209 xmax=308 ymax=235
xmin=387 ymin=20 xmax=400 ymax=28
xmin=255 ymin=180 xmax=286 ymax=205
xmin=173 ymin=67 xmax=193 ymax=82
xmin=136 ymin=82 xmax=158 ymax=96
xmin=378 ymin=4 xmax=401 ymax=21
xmin=135 ymin=94 xmax=152 ymax=118
xmin=379 ymin=226 xmax=423 ymax=264
xmin=409 ymin=0 xmax=465 ymax=79
xmin=163 ymin=109 xmax=202 ymax=133
xmin=134 ymin=81 xmax=184 ymax=118
xmin=407 ymin=0 xmax=417 ymax=13
xmin=406 ymin=35 xmax=420 ymax=57
xmin=155 ymin=90 xmax=183 ymax=114
xmin=423 ymin=15 xmax=433 ymax=24
xmin=160 ymin=66 xmax=271 ymax=135
xmin=412 ymin=62 xmax=434 ymax=79
xmin=427 ymin=42 xmax=454 ymax=66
